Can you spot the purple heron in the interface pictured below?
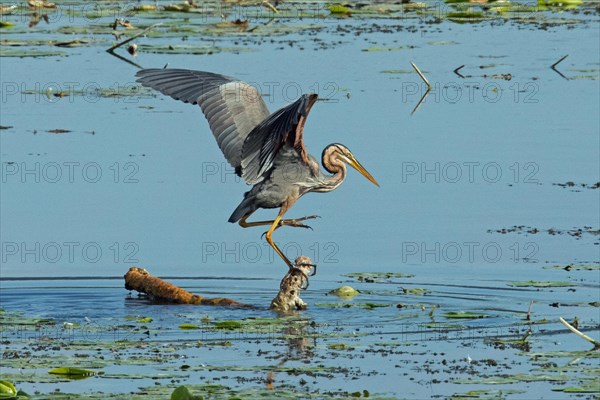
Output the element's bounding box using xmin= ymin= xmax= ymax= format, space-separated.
xmin=136 ymin=68 xmax=379 ymax=276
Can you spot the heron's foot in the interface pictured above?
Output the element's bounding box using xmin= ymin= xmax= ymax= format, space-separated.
xmin=296 ymin=262 xmax=317 ymax=277
xmin=280 ymin=215 xmax=321 ymax=230
xmin=292 ymin=215 xmax=321 ymax=222
xmin=260 ymin=216 xmax=321 ymax=238
xmin=283 ymin=220 xmax=314 ymax=230
xmin=282 ymin=266 xmax=310 ymax=290
xmin=286 ymin=260 xmax=317 ymax=290
xmin=281 ymin=215 xmax=320 ymax=229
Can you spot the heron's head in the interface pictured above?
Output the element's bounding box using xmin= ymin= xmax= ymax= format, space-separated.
xmin=322 ymin=143 xmax=379 ymax=187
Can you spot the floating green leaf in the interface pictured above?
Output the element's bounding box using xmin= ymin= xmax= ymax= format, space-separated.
xmin=328 ymin=286 xmax=359 ymax=297
xmin=170 ymin=385 xmax=201 ymax=400
xmin=179 ymin=324 xmax=200 ymax=330
xmin=328 ymin=5 xmax=352 ymax=15
xmin=0 ymin=49 xmax=66 ymax=58
xmin=48 ymin=367 xmax=97 ymax=378
xmin=214 ymin=320 xmax=242 ymax=330
xmin=327 ymin=343 xmax=350 ymax=350
xmin=0 ymin=380 xmax=17 ymax=397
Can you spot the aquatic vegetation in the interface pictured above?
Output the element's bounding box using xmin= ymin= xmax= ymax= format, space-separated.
xmin=508 ymin=280 xmax=575 ymax=287
xmin=1 ymin=0 xmax=598 ymax=398
xmin=179 ymin=323 xmax=201 ymax=329
xmin=0 ymin=48 xmax=66 ymax=57
xmin=343 ymin=272 xmax=415 ymax=282
xmin=402 ymin=287 xmax=429 ymax=295
xmin=444 ymin=311 xmax=491 ymax=319
xmin=137 ymin=44 xmax=253 ymax=55
xmin=48 ymin=367 xmax=99 ymax=379
xmin=328 ymin=285 xmax=360 ymax=297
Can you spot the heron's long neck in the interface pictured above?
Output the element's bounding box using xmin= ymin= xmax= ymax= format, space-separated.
xmin=316 ymin=148 xmax=346 ymax=192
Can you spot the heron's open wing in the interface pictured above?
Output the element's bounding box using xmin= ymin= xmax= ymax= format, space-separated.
xmin=240 ymin=93 xmax=318 ymax=184
xmin=135 ymin=68 xmax=270 ymax=172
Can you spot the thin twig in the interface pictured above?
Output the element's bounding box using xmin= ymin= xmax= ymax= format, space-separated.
xmin=411 ymin=87 xmax=430 ymax=116
xmin=411 ymin=62 xmax=431 ymax=89
xmin=106 ymin=49 xmax=143 ymax=69
xmin=262 ymin=0 xmax=279 ymax=14
xmin=248 ymin=17 xmax=274 ymax=33
xmin=106 ymin=22 xmax=162 ymax=53
xmin=526 ymin=300 xmax=533 ymax=321
xmin=559 ymin=317 xmax=600 ymax=350
xmin=551 ymin=54 xmax=568 ymax=70
xmin=550 ymin=55 xmax=569 ymax=80
xmin=453 ymin=65 xmax=465 ymax=79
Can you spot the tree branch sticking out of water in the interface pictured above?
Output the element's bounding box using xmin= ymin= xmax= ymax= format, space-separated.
xmin=270 ymin=256 xmax=314 ymax=312
xmin=526 ymin=300 xmax=534 ymax=321
xmin=107 ymin=22 xmax=162 ymax=53
xmin=453 ymin=65 xmax=465 ymax=79
xmin=550 ymin=55 xmax=569 ymax=80
xmin=106 ymin=23 xmax=162 ymax=69
xmin=559 ymin=317 xmax=600 ymax=350
xmin=410 ymin=62 xmax=431 ymax=116
xmin=411 ymin=62 xmax=431 ymax=89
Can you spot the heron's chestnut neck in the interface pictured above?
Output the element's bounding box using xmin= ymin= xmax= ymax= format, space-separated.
xmin=321 ymin=145 xmax=346 ymax=176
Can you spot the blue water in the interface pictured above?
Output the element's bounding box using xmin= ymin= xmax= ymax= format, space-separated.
xmin=1 ymin=3 xmax=599 ymax=398
xmin=2 ymin=18 xmax=598 ymax=279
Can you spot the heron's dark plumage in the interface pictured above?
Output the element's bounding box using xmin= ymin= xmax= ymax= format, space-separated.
xmin=135 ymin=68 xmax=378 ymax=271
xmin=136 ymin=68 xmax=270 ymax=175
xmin=240 ymin=93 xmax=317 ymax=184
xmin=136 ymin=68 xmax=317 ymax=186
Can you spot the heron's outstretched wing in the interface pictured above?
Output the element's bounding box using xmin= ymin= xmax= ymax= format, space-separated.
xmin=136 ymin=68 xmax=318 ymax=185
xmin=135 ymin=68 xmax=270 ymax=172
xmin=241 ymin=93 xmax=318 ymax=184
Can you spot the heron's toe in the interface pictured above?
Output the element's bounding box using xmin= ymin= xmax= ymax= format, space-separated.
xmin=288 ymin=221 xmax=313 ymax=230
xmin=300 ymin=215 xmax=320 ymax=221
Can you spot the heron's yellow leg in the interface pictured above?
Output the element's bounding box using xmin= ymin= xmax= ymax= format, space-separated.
xmin=239 ymin=215 xmax=319 ymax=230
xmin=239 ymin=216 xmax=275 ymax=228
xmin=265 ymin=214 xmax=294 ymax=269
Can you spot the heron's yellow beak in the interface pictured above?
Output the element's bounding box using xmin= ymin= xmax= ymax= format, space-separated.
xmin=340 ymin=153 xmax=379 ymax=187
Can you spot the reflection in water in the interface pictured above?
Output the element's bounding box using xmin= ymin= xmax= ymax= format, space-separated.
xmin=266 ymin=317 xmax=316 ymax=389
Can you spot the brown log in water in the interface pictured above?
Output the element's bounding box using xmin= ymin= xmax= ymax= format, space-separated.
xmin=124 ymin=267 xmax=250 ymax=307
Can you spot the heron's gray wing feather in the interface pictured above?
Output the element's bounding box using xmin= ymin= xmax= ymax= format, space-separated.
xmin=135 ymin=68 xmax=270 ymax=171
xmin=241 ymin=93 xmax=318 ymax=185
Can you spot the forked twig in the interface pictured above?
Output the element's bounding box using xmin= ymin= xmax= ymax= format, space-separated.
xmin=551 ymin=54 xmax=568 ymax=70
xmin=410 ymin=62 xmax=431 ymax=115
xmin=559 ymin=317 xmax=600 ymax=350
xmin=453 ymin=65 xmax=465 ymax=79
xmin=550 ymin=55 xmax=569 ymax=80
xmin=411 ymin=87 xmax=430 ymax=116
